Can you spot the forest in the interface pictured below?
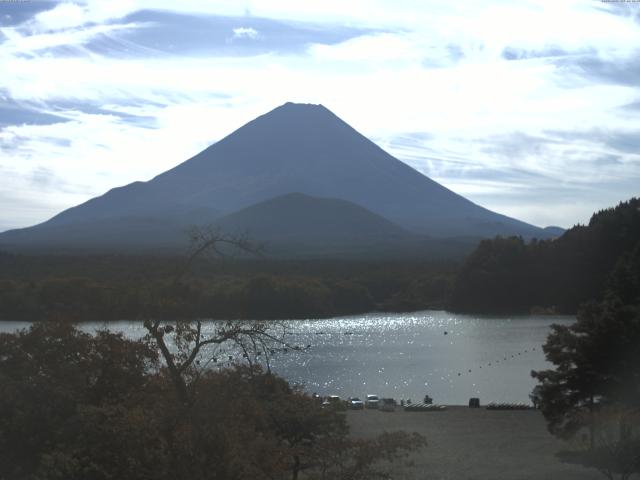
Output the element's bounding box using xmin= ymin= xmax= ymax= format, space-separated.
xmin=0 ymin=254 xmax=456 ymax=321
xmin=1 ymin=197 xmax=638 ymax=321
xmin=450 ymin=198 xmax=640 ymax=314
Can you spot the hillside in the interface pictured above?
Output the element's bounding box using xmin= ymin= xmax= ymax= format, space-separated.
xmin=218 ymin=193 xmax=406 ymax=240
xmin=450 ymin=197 xmax=640 ymax=313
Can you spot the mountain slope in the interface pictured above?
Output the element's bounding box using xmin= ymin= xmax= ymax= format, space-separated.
xmin=0 ymin=102 xmax=551 ymax=253
xmin=0 ymin=193 xmax=478 ymax=258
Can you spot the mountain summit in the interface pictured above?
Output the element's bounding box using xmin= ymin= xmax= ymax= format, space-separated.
xmin=0 ymin=102 xmax=552 ymax=254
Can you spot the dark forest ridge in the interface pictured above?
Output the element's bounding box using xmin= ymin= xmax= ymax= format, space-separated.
xmin=0 ymin=102 xmax=558 ymax=255
xmin=451 ymin=197 xmax=640 ymax=314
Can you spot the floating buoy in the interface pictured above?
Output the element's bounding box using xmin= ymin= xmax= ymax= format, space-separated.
xmin=444 ymin=331 xmax=448 ymax=335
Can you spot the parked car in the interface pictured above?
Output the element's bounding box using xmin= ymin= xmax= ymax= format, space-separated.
xmin=365 ymin=394 xmax=379 ymax=409
xmin=348 ymin=397 xmax=364 ymax=409
xmin=380 ymin=398 xmax=396 ymax=412
xmin=322 ymin=395 xmax=344 ymax=410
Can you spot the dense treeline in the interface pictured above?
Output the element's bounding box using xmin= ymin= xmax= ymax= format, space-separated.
xmin=530 ymin=225 xmax=640 ymax=478
xmin=451 ymin=198 xmax=640 ymax=314
xmin=0 ymin=255 xmax=456 ymax=321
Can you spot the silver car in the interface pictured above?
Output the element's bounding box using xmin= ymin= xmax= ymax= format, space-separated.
xmin=365 ymin=394 xmax=379 ymax=409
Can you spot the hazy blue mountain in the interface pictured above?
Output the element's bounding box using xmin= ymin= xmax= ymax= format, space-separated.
xmin=0 ymin=102 xmax=553 ymax=253
xmin=217 ymin=192 xmax=407 ymax=242
xmin=0 ymin=216 xmax=188 ymax=253
xmin=542 ymin=226 xmax=566 ymax=237
xmin=213 ymin=192 xmax=480 ymax=258
xmin=0 ymin=193 xmax=479 ymax=258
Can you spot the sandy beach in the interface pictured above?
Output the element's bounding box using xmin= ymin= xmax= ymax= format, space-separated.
xmin=346 ymin=406 xmax=603 ymax=480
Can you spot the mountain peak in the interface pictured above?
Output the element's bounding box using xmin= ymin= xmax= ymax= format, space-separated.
xmin=258 ymin=101 xmax=335 ymax=124
xmin=280 ymin=101 xmax=325 ymax=109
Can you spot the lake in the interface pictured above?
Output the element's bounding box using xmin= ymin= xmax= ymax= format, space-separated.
xmin=0 ymin=310 xmax=574 ymax=405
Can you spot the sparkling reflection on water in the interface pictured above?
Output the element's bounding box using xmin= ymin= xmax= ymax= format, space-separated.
xmin=0 ymin=310 xmax=574 ymax=405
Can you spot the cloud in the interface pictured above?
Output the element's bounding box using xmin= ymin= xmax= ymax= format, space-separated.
xmin=618 ymin=99 xmax=640 ymax=111
xmin=0 ymin=95 xmax=69 ymax=127
xmin=0 ymin=161 xmax=92 ymax=231
xmin=0 ymin=0 xmax=58 ymax=27
xmin=557 ymin=50 xmax=640 ymax=87
xmin=28 ymin=1 xmax=137 ymax=32
xmin=544 ymin=128 xmax=640 ymax=155
xmin=30 ymin=165 xmax=63 ymax=188
xmin=384 ymin=124 xmax=640 ymax=228
xmin=501 ymin=45 xmax=569 ymax=61
xmin=231 ymin=27 xmax=259 ymax=41
xmin=119 ymin=10 xmax=375 ymax=57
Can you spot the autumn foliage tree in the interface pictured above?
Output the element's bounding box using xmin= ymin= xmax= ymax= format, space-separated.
xmin=0 ymin=322 xmax=424 ymax=480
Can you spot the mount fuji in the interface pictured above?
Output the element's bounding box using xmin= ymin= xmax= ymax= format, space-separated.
xmin=0 ymin=102 xmax=555 ymax=256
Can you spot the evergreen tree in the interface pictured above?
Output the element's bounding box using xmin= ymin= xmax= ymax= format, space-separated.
xmin=531 ymin=240 xmax=640 ymax=479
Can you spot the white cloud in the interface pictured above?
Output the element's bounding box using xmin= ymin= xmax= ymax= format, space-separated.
xmin=1 ymin=22 xmax=142 ymax=55
xmin=30 ymin=1 xmax=138 ymax=32
xmin=231 ymin=27 xmax=260 ymax=40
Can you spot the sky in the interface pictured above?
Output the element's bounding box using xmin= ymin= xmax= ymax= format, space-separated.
xmin=1 ymin=0 xmax=639 ymax=232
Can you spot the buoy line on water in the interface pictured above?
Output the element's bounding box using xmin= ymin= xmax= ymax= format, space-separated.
xmin=442 ymin=346 xmax=539 ymax=378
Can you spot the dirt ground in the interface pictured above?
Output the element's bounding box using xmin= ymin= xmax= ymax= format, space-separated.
xmin=346 ymin=406 xmax=604 ymax=480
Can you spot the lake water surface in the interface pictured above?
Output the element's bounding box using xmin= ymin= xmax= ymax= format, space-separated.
xmin=0 ymin=310 xmax=574 ymax=405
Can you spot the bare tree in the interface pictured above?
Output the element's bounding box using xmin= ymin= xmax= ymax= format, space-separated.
xmin=143 ymin=226 xmax=302 ymax=404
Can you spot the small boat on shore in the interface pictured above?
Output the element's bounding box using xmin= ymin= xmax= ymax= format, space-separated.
xmin=404 ymin=403 xmax=447 ymax=412
xmin=485 ymin=403 xmax=533 ymax=410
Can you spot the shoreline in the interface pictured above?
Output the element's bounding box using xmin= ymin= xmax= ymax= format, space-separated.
xmin=0 ymin=308 xmax=577 ymax=324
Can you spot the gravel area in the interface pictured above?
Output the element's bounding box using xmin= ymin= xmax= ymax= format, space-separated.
xmin=346 ymin=406 xmax=603 ymax=480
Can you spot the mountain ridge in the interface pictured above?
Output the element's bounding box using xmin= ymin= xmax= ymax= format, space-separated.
xmin=0 ymin=102 xmax=556 ymax=254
